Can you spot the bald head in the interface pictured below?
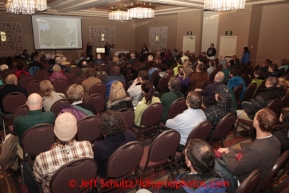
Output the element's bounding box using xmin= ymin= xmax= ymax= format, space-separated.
xmin=266 ymin=76 xmax=278 ymax=88
xmin=5 ymin=74 xmax=17 ymax=85
xmin=215 ymin=71 xmax=225 ymax=82
xmin=26 ymin=93 xmax=42 ymax=110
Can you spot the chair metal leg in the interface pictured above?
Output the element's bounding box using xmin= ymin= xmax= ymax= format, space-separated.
xmin=234 ymin=120 xmax=240 ymax=138
xmin=2 ymin=119 xmax=6 ymax=141
xmin=174 ymin=157 xmax=180 ymax=176
xmin=20 ymin=163 xmax=26 ymax=188
xmin=168 ymin=162 xmax=175 ymax=180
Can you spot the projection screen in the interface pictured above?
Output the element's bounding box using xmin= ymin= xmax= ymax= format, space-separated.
xmin=32 ymin=14 xmax=82 ymax=49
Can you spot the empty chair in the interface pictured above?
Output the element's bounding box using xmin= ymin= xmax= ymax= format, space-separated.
xmin=19 ymin=76 xmax=35 ymax=89
xmin=209 ymin=112 xmax=237 ymax=147
xmin=233 ymin=84 xmax=244 ymax=101
xmin=50 ymin=98 xmax=70 ymax=117
xmin=65 ymin=72 xmax=76 ymax=86
xmin=157 ymin=75 xmax=170 ymax=93
xmin=52 ymin=79 xmax=69 ymax=94
xmin=27 ymin=80 xmax=41 ymax=95
xmin=117 ymin=108 xmax=135 ymax=130
xmin=139 ymin=130 xmax=180 ymax=179
xmin=75 ymin=76 xmax=87 ymax=85
xmin=235 ymin=170 xmax=261 ymax=193
xmin=89 ymin=82 xmax=106 ymax=98
xmin=97 ymin=142 xmax=144 ymax=192
xmin=77 ymin=115 xmax=101 ymax=143
xmin=83 ymin=94 xmax=105 ymax=114
xmin=2 ymin=92 xmax=27 ymax=137
xmin=34 ymin=70 xmax=47 ymax=80
xmin=166 ymin=98 xmax=186 ymax=121
xmin=131 ymin=103 xmax=164 ymax=138
xmin=50 ymin=158 xmax=97 ymax=193
xmin=150 ymin=70 xmax=160 ymax=83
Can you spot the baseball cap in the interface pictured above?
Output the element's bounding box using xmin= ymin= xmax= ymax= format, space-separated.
xmin=216 ymin=85 xmax=232 ymax=99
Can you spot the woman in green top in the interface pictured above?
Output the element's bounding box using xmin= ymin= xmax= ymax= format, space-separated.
xmin=134 ymin=81 xmax=160 ymax=127
xmin=249 ymin=69 xmax=265 ymax=97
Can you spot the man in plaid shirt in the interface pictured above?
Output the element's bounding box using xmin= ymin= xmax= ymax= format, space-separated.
xmin=33 ymin=113 xmax=93 ymax=193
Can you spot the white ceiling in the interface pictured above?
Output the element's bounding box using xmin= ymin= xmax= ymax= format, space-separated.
xmin=0 ymin=0 xmax=288 ymax=17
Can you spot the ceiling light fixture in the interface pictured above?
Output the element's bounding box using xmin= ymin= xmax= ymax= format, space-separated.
xmin=109 ymin=9 xmax=132 ymax=21
xmin=204 ymin=0 xmax=246 ymax=11
xmin=6 ymin=0 xmax=47 ymax=15
xmin=128 ymin=2 xmax=154 ymax=19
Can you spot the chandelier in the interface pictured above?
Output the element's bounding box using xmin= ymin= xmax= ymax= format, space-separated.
xmin=6 ymin=0 xmax=47 ymax=15
xmin=204 ymin=0 xmax=246 ymax=11
xmin=109 ymin=9 xmax=132 ymax=21
xmin=128 ymin=5 xmax=155 ymax=19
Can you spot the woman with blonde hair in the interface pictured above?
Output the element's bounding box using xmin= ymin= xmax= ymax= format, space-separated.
xmin=40 ymin=80 xmax=65 ymax=111
xmin=107 ymin=81 xmax=131 ymax=110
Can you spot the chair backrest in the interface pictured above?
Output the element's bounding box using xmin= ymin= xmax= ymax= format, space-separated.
xmin=211 ymin=112 xmax=237 ymax=141
xmin=143 ymin=130 xmax=180 ymax=171
xmin=256 ymin=80 xmax=266 ymax=94
xmin=75 ymin=76 xmax=87 ymax=85
xmin=105 ymin=141 xmax=143 ymax=180
xmin=77 ymin=115 xmax=101 ymax=143
xmin=235 ymin=170 xmax=261 ymax=193
xmin=27 ymin=80 xmax=41 ymax=95
xmin=43 ymin=73 xmax=51 ymax=80
xmin=233 ymin=84 xmax=244 ymax=101
xmin=34 ymin=70 xmax=47 ymax=80
xmin=117 ymin=108 xmax=135 ymax=130
xmin=2 ymin=92 xmax=27 ymax=114
xmin=186 ymin=120 xmax=212 ymax=146
xmin=89 ymin=82 xmax=106 ymax=98
xmin=157 ymin=75 xmax=170 ymax=92
xmin=12 ymin=104 xmax=29 ymax=121
xmin=238 ymin=66 xmax=246 ymax=76
xmin=83 ymin=94 xmax=105 ymax=114
xmin=50 ymin=158 xmax=97 ymax=193
xmin=65 ymin=72 xmax=76 ymax=86
xmin=166 ymin=69 xmax=174 ymax=77
xmin=140 ymin=103 xmax=164 ymax=127
xmin=50 ymin=98 xmax=70 ymax=117
xmin=167 ymin=98 xmax=186 ymax=120
xmin=259 ymin=150 xmax=289 ymax=191
xmin=281 ymin=94 xmax=289 ymax=108
xmin=22 ymin=124 xmax=55 ymax=156
xmin=243 ymin=83 xmax=257 ymax=101
xmin=200 ymin=79 xmax=212 ymax=89
xmin=151 ymin=70 xmax=160 ymax=83
xmin=209 ymin=70 xmax=217 ymax=82
xmin=19 ymin=76 xmax=35 ymax=89
xmin=246 ymin=65 xmax=254 ymax=75
xmin=70 ymin=68 xmax=81 ymax=75
xmin=52 ymin=79 xmax=69 ymax=94
xmin=267 ymin=98 xmax=282 ymax=116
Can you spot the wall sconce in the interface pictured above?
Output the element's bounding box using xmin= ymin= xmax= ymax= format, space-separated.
xmin=101 ymin=34 xmax=105 ymax=42
xmin=155 ymin=34 xmax=159 ymax=43
xmin=0 ymin=32 xmax=6 ymax=42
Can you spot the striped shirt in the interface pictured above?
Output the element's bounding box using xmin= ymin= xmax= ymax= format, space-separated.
xmin=33 ymin=140 xmax=93 ymax=193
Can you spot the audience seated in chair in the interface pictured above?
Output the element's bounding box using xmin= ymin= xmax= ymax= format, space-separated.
xmin=204 ymin=85 xmax=235 ymax=139
xmin=189 ymin=63 xmax=209 ymax=91
xmin=215 ymin=108 xmax=280 ymax=192
xmin=107 ymin=81 xmax=131 ymax=111
xmin=134 ymin=81 xmax=160 ymax=127
xmin=265 ymin=63 xmax=281 ymax=79
xmin=92 ymin=110 xmax=135 ymax=177
xmin=177 ymin=66 xmax=190 ymax=89
xmin=160 ymin=77 xmax=184 ymax=123
xmin=81 ymin=68 xmax=101 ymax=98
xmin=227 ymin=68 xmax=246 ymax=100
xmin=14 ymin=93 xmax=55 ymax=146
xmin=248 ymin=69 xmax=265 ymax=97
xmin=32 ymin=113 xmax=93 ymax=193
xmin=273 ymin=107 xmax=289 ymax=154
xmin=76 ymin=59 xmax=89 ymax=77
xmin=48 ymin=64 xmax=67 ymax=83
xmin=127 ymin=70 xmax=149 ymax=108
xmin=222 ymin=62 xmax=231 ymax=83
xmin=239 ymin=76 xmax=286 ymax=121
xmin=61 ymin=84 xmax=96 ymax=120
xmin=103 ymin=65 xmax=125 ymax=97
xmin=166 ymin=91 xmax=206 ymax=152
xmin=0 ymin=74 xmax=28 ymax=112
xmin=40 ymin=80 xmax=65 ymax=112
xmin=196 ymin=71 xmax=225 ymax=108
xmin=15 ymin=62 xmax=29 ymax=79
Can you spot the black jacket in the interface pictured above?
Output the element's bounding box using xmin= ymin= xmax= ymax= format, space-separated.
xmin=244 ymin=87 xmax=286 ymax=119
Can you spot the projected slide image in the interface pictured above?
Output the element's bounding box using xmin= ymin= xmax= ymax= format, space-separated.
xmin=37 ymin=18 xmax=78 ymax=49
